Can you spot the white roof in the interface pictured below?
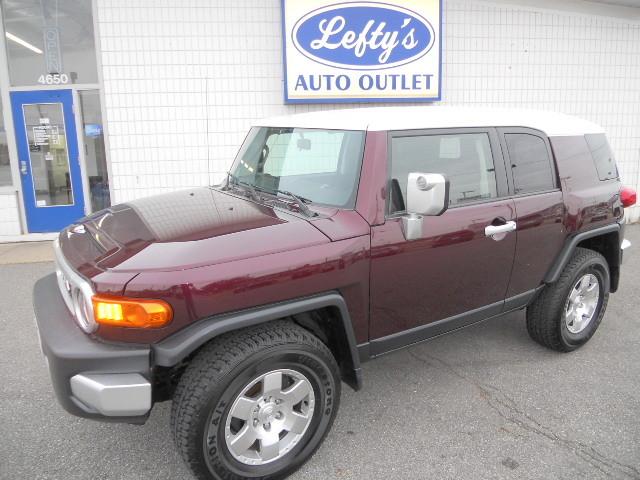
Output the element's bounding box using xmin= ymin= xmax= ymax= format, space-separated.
xmin=254 ymin=106 xmax=604 ymax=137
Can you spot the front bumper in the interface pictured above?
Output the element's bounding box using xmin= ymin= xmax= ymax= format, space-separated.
xmin=33 ymin=273 xmax=152 ymax=423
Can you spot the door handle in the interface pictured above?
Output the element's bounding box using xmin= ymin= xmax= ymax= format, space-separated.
xmin=485 ymin=220 xmax=516 ymax=237
xmin=20 ymin=160 xmax=28 ymax=175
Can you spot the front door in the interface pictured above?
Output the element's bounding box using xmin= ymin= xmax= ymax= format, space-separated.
xmin=369 ymin=128 xmax=517 ymax=354
xmin=11 ymin=90 xmax=85 ymax=232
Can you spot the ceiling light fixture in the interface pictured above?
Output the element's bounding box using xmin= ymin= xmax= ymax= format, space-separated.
xmin=5 ymin=32 xmax=43 ymax=54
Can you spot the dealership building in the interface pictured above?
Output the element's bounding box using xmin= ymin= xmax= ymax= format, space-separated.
xmin=0 ymin=0 xmax=638 ymax=240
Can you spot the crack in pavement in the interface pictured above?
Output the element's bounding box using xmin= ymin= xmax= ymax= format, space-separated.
xmin=406 ymin=347 xmax=640 ymax=480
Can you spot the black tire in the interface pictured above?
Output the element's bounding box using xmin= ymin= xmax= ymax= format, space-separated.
xmin=171 ymin=320 xmax=341 ymax=480
xmin=526 ymin=247 xmax=610 ymax=352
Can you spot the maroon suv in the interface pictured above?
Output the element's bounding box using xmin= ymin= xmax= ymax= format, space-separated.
xmin=33 ymin=107 xmax=635 ymax=480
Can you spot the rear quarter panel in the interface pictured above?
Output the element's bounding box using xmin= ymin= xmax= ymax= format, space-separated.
xmin=550 ymin=135 xmax=623 ymax=232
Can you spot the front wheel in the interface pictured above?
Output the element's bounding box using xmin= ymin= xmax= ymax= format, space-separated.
xmin=171 ymin=321 xmax=341 ymax=480
xmin=526 ymin=247 xmax=610 ymax=352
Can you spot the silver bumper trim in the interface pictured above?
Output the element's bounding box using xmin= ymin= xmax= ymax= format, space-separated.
xmin=70 ymin=373 xmax=151 ymax=416
xmin=621 ymin=239 xmax=631 ymax=250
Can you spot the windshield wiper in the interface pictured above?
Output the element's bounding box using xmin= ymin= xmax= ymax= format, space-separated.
xmin=251 ymin=184 xmax=316 ymax=217
xmin=225 ymin=173 xmax=316 ymax=217
xmin=273 ymin=189 xmax=317 ymax=217
xmin=226 ymin=173 xmax=260 ymax=201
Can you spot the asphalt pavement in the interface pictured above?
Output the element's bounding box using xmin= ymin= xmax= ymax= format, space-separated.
xmin=1 ymin=226 xmax=639 ymax=479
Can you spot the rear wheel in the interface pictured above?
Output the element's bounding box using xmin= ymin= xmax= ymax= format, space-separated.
xmin=526 ymin=247 xmax=609 ymax=352
xmin=171 ymin=321 xmax=340 ymax=480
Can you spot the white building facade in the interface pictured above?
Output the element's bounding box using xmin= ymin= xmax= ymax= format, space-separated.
xmin=0 ymin=0 xmax=639 ymax=240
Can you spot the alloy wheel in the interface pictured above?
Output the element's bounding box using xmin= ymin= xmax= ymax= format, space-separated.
xmin=564 ymin=273 xmax=600 ymax=334
xmin=220 ymin=368 xmax=315 ymax=466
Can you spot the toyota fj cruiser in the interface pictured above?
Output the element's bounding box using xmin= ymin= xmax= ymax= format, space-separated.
xmin=33 ymin=107 xmax=635 ymax=480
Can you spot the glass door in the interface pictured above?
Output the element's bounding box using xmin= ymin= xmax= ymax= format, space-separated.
xmin=10 ymin=89 xmax=85 ymax=232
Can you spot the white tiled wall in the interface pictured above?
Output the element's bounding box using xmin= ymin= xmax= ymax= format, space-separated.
xmin=95 ymin=0 xmax=640 ymax=221
xmin=0 ymin=192 xmax=21 ymax=236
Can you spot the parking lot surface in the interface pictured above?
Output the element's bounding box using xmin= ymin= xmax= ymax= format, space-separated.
xmin=1 ymin=226 xmax=639 ymax=480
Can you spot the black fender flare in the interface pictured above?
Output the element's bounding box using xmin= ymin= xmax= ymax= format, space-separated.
xmin=544 ymin=223 xmax=621 ymax=284
xmin=152 ymin=291 xmax=363 ymax=390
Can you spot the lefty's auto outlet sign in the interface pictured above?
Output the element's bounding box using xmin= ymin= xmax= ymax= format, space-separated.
xmin=281 ymin=0 xmax=442 ymax=103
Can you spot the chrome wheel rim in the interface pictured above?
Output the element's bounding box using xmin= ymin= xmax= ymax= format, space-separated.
xmin=564 ymin=273 xmax=600 ymax=334
xmin=221 ymin=369 xmax=315 ymax=466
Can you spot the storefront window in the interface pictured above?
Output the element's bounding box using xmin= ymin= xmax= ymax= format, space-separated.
xmin=79 ymin=90 xmax=109 ymax=211
xmin=1 ymin=0 xmax=98 ymax=86
xmin=0 ymin=94 xmax=11 ymax=186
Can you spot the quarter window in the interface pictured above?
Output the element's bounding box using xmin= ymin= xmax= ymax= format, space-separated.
xmin=389 ymin=133 xmax=497 ymax=213
xmin=504 ymin=134 xmax=556 ymax=194
xmin=585 ymin=133 xmax=618 ymax=181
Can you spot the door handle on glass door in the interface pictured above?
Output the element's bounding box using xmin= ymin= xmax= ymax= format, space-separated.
xmin=485 ymin=221 xmax=516 ymax=237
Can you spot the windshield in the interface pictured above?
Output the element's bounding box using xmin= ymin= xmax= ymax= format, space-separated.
xmin=229 ymin=127 xmax=366 ymax=209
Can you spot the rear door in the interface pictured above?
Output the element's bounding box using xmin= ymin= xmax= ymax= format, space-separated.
xmin=497 ymin=128 xmax=566 ymax=302
xmin=369 ymin=128 xmax=517 ymax=352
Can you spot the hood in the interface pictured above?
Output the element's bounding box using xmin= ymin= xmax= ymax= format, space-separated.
xmin=60 ymin=187 xmax=331 ymax=276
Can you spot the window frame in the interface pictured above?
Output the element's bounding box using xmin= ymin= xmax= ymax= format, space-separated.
xmin=386 ymin=127 xmax=509 ymax=217
xmin=497 ymin=127 xmax=560 ymax=198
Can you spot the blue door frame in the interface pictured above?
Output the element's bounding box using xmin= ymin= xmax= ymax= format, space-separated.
xmin=11 ymin=90 xmax=85 ymax=232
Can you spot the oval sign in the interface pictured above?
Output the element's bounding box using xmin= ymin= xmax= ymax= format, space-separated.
xmin=292 ymin=2 xmax=435 ymax=70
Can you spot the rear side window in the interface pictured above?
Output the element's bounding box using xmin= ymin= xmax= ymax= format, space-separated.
xmin=504 ymin=133 xmax=556 ymax=194
xmin=585 ymin=133 xmax=618 ymax=180
xmin=389 ymin=133 xmax=497 ymax=213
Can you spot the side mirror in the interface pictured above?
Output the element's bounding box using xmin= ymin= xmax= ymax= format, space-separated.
xmin=402 ymin=173 xmax=449 ymax=241
xmin=406 ymin=173 xmax=449 ymax=215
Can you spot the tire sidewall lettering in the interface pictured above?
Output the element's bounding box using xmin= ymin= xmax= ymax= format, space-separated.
xmin=294 ymin=352 xmax=335 ymax=417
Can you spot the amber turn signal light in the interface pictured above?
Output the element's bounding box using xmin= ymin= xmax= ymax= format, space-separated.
xmin=92 ymin=294 xmax=173 ymax=328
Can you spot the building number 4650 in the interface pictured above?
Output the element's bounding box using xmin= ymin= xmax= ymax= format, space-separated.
xmin=37 ymin=73 xmax=69 ymax=85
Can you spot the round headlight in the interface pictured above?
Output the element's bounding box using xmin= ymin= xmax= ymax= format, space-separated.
xmin=72 ymin=288 xmax=95 ymax=332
